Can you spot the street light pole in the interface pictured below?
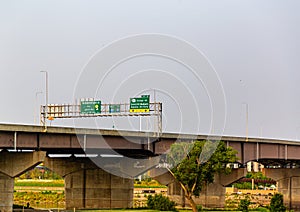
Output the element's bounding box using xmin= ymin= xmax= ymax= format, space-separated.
xmin=40 ymin=71 xmax=48 ymax=129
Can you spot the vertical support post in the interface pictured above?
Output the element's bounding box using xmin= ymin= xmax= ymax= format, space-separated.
xmin=256 ymin=142 xmax=259 ymax=161
xmin=285 ymin=144 xmax=288 ymax=161
xmin=158 ymin=103 xmax=162 ymax=137
xmin=14 ymin=131 xmax=17 ymax=151
xmin=241 ymin=142 xmax=245 ymax=165
xmin=139 ymin=116 xmax=142 ymax=132
xmin=83 ymin=134 xmax=87 ymax=152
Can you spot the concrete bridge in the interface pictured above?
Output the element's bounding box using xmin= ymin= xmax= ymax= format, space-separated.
xmin=0 ymin=123 xmax=299 ymax=211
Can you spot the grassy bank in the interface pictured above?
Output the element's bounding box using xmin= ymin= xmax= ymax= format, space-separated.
xmin=14 ymin=191 xmax=65 ymax=209
xmin=15 ymin=179 xmax=64 ymax=187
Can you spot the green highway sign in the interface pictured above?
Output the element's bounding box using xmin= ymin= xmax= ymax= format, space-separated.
xmin=80 ymin=100 xmax=101 ymax=114
xmin=109 ymin=104 xmax=121 ymax=113
xmin=130 ymin=95 xmax=150 ymax=113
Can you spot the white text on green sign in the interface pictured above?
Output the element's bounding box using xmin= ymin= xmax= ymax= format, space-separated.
xmin=80 ymin=101 xmax=101 ymax=114
xmin=130 ymin=96 xmax=149 ymax=113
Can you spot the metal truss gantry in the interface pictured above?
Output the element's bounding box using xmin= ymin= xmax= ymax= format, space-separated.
xmin=40 ymin=102 xmax=162 ymax=136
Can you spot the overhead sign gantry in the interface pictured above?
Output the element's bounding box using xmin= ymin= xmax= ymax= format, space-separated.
xmin=40 ymin=95 xmax=162 ymax=136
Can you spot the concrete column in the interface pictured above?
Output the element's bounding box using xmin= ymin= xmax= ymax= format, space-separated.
xmin=276 ymin=176 xmax=300 ymax=210
xmin=0 ymin=151 xmax=46 ymax=212
xmin=45 ymin=157 xmax=133 ymax=209
xmin=65 ymin=168 xmax=133 ymax=209
xmin=202 ymin=182 xmax=226 ymax=208
xmin=263 ymin=168 xmax=300 ymax=210
xmin=167 ymin=181 xmax=182 ymax=205
xmin=0 ymin=173 xmax=14 ymax=212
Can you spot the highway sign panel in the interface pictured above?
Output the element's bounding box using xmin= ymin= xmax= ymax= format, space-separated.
xmin=109 ymin=104 xmax=121 ymax=113
xmin=80 ymin=100 xmax=101 ymax=114
xmin=130 ymin=96 xmax=150 ymax=113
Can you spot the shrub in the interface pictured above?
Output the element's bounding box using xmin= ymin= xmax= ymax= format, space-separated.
xmin=269 ymin=193 xmax=286 ymax=212
xmin=147 ymin=194 xmax=176 ymax=211
xmin=238 ymin=198 xmax=251 ymax=212
xmin=197 ymin=205 xmax=203 ymax=211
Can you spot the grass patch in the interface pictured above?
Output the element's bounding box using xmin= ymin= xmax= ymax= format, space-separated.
xmin=14 ymin=191 xmax=65 ymax=208
xmin=16 ymin=180 xmax=168 ymax=188
xmin=15 ymin=179 xmax=64 ymax=187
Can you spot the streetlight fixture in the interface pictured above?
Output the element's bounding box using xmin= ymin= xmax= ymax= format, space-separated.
xmin=40 ymin=71 xmax=48 ymax=129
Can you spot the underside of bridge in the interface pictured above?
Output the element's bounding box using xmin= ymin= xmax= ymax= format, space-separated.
xmin=1 ymin=154 xmax=300 ymax=211
xmin=0 ymin=151 xmax=138 ymax=212
xmin=258 ymin=159 xmax=300 ymax=168
xmin=44 ymin=156 xmax=134 ymax=209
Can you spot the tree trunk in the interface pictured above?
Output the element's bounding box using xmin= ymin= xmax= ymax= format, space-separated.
xmin=187 ymin=195 xmax=198 ymax=212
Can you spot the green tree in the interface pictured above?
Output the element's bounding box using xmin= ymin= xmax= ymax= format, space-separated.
xmin=270 ymin=193 xmax=286 ymax=212
xmin=166 ymin=140 xmax=238 ymax=212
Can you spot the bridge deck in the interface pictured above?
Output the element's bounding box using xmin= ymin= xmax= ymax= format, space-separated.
xmin=0 ymin=123 xmax=300 ymax=164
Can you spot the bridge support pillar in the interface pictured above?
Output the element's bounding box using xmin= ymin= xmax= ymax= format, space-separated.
xmin=65 ymin=168 xmax=133 ymax=209
xmin=0 ymin=151 xmax=46 ymax=212
xmin=45 ymin=157 xmax=133 ymax=209
xmin=263 ymin=168 xmax=300 ymax=210
xmin=0 ymin=173 xmax=13 ymax=212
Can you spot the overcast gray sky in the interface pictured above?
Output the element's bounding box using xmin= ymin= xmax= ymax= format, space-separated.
xmin=0 ymin=0 xmax=300 ymax=140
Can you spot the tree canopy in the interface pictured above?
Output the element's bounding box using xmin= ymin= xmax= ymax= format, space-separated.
xmin=166 ymin=140 xmax=238 ymax=212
